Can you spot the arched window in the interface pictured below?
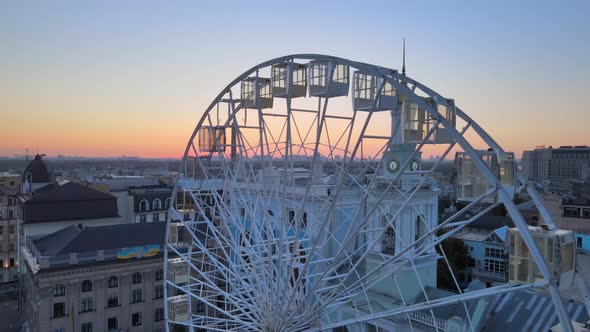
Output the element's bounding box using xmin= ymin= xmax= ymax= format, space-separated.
xmin=25 ymin=173 xmax=32 ymax=183
xmin=132 ymin=272 xmax=142 ymax=284
xmin=81 ymin=280 xmax=93 ymax=292
xmin=53 ymin=284 xmax=65 ymax=297
xmin=107 ymin=276 xmax=118 ymax=288
xmin=8 ymin=197 xmax=14 ymax=205
xmin=139 ymin=199 xmax=149 ymax=212
xmin=165 ymin=198 xmax=171 ymax=209
xmin=153 ymin=198 xmax=162 ymax=210
xmin=383 ymin=227 xmax=396 ymax=254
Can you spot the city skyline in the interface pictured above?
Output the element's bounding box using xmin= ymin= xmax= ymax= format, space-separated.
xmin=1 ymin=1 xmax=589 ymax=158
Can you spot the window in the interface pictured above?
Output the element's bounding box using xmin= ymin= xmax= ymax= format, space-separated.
xmin=154 ymin=285 xmax=164 ymax=299
xmin=485 ymin=247 xmax=504 ymax=258
xmin=155 ymin=269 xmax=164 ymax=281
xmin=153 ymin=199 xmax=162 ymax=210
xmin=53 ymin=284 xmax=66 ymax=297
xmin=0 ymin=226 xmax=2 ymax=234
xmin=81 ymin=280 xmax=93 ymax=292
xmin=288 ymin=210 xmax=295 ymax=224
xmin=8 ymin=225 xmax=14 ymax=233
xmin=165 ymin=198 xmax=171 ymax=209
xmin=153 ymin=213 xmax=160 ymax=222
xmin=382 ymin=227 xmax=395 ymax=255
xmin=8 ymin=210 xmax=13 ymax=219
xmin=155 ymin=308 xmax=164 ymax=321
xmin=484 ymin=259 xmax=505 ymax=273
xmin=81 ymin=322 xmax=92 ymax=332
xmin=80 ymin=297 xmax=93 ymax=312
xmin=196 ymin=301 xmax=206 ymax=312
xmin=9 ymin=258 xmax=14 ymax=267
xmin=131 ymin=289 xmax=142 ymax=303
xmin=9 ymin=243 xmax=14 ymax=251
xmin=139 ymin=214 xmax=147 ymax=223
xmin=0 ymin=259 xmax=3 ymax=267
xmin=578 ymin=237 xmax=583 ymax=248
xmin=583 ymin=209 xmax=590 ymax=219
xmin=415 ymin=215 xmax=426 ymax=241
xmin=132 ymin=312 xmax=142 ymax=326
xmin=139 ymin=199 xmax=149 ymax=212
xmin=564 ymin=207 xmax=580 ymax=217
xmin=107 ymin=293 xmax=119 ymax=307
xmin=107 ymin=276 xmax=118 ymax=288
xmin=53 ymin=302 xmax=66 ymax=318
xmin=132 ymin=272 xmax=142 ymax=284
xmin=107 ymin=317 xmax=118 ymax=330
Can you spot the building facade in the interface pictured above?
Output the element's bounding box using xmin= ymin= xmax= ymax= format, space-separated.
xmin=20 ymin=222 xmax=167 ymax=332
xmin=0 ymin=173 xmax=20 ymax=283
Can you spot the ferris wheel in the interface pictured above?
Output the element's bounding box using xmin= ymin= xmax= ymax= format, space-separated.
xmin=163 ymin=54 xmax=581 ymax=332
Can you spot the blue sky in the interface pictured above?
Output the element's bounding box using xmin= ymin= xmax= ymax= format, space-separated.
xmin=0 ymin=1 xmax=588 ymax=157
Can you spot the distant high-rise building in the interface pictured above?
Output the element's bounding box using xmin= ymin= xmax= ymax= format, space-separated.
xmin=521 ymin=146 xmax=590 ymax=182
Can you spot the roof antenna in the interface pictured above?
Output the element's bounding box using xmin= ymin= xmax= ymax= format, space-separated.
xmin=402 ymin=37 xmax=406 ymax=76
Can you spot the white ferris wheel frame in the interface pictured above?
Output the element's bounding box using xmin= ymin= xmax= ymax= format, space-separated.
xmin=163 ymin=54 xmax=577 ymax=332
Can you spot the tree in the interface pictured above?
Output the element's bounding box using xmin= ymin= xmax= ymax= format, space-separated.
xmin=436 ymin=237 xmax=472 ymax=291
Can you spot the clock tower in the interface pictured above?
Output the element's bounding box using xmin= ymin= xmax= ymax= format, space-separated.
xmin=382 ymin=143 xmax=422 ymax=179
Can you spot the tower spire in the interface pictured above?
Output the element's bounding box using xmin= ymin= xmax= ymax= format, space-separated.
xmin=402 ymin=37 xmax=406 ymax=76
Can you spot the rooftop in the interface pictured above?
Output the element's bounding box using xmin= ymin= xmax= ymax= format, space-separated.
xmin=33 ymin=221 xmax=167 ymax=256
xmin=21 ymin=181 xmax=120 ymax=223
xmin=25 ymin=222 xmax=175 ymax=271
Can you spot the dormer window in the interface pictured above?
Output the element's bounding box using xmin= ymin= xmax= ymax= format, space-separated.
xmin=139 ymin=199 xmax=149 ymax=212
xmin=153 ymin=199 xmax=162 ymax=210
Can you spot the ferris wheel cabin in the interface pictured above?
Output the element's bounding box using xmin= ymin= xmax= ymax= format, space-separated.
xmin=308 ymin=60 xmax=349 ymax=97
xmin=241 ymin=77 xmax=273 ymax=109
xmin=455 ymin=150 xmax=517 ymax=202
xmin=271 ymin=62 xmax=307 ymax=98
xmin=352 ymin=71 xmax=398 ymax=111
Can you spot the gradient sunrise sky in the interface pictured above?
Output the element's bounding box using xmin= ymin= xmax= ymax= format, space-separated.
xmin=1 ymin=1 xmax=588 ymax=158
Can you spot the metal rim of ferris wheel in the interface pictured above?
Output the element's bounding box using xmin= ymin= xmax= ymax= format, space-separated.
xmin=163 ymin=54 xmax=579 ymax=332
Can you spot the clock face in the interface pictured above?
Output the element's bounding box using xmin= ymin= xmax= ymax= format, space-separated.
xmin=410 ymin=160 xmax=419 ymax=171
xmin=388 ymin=160 xmax=399 ymax=173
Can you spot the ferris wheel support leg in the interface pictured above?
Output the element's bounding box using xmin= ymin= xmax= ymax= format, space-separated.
xmin=576 ymin=276 xmax=590 ymax=322
xmin=498 ymin=189 xmax=574 ymax=332
xmin=524 ymin=179 xmax=558 ymax=230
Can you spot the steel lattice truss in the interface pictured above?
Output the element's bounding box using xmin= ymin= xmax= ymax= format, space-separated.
xmin=164 ymin=55 xmax=580 ymax=332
